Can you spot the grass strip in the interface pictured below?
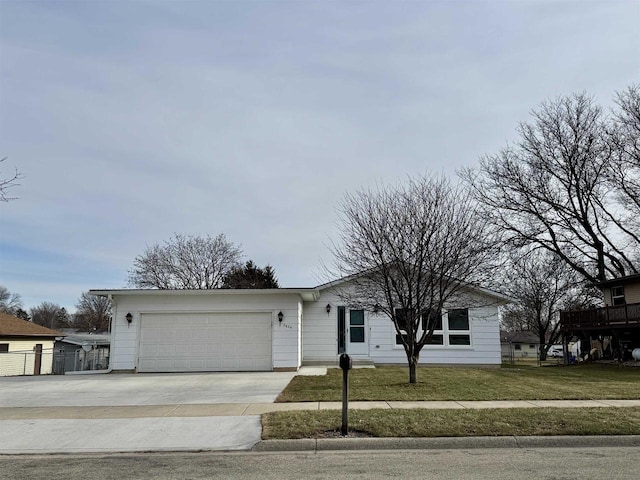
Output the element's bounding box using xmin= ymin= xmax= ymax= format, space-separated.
xmin=277 ymin=365 xmax=640 ymax=402
xmin=262 ymin=407 xmax=640 ymax=439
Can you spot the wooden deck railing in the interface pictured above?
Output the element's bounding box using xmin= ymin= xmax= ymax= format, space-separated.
xmin=560 ymin=302 xmax=640 ymax=331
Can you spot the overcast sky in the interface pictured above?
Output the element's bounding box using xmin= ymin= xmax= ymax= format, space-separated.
xmin=0 ymin=0 xmax=638 ymax=312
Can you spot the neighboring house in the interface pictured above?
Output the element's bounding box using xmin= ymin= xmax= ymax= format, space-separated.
xmin=90 ymin=276 xmax=511 ymax=373
xmin=54 ymin=332 xmax=110 ymax=374
xmin=500 ymin=330 xmax=540 ymax=360
xmin=0 ymin=312 xmax=63 ymax=376
xmin=561 ymin=273 xmax=640 ymax=360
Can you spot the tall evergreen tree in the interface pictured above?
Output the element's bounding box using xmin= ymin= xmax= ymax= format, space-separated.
xmin=222 ymin=261 xmax=279 ymax=289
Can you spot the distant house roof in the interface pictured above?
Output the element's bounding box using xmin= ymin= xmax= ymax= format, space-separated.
xmin=500 ymin=330 xmax=539 ymax=344
xmin=58 ymin=333 xmax=110 ymax=347
xmin=0 ymin=312 xmax=64 ymax=338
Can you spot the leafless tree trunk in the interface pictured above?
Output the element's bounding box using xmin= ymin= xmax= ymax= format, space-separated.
xmin=462 ymin=91 xmax=640 ymax=284
xmin=128 ymin=233 xmax=242 ymax=289
xmin=330 ymin=174 xmax=498 ymax=384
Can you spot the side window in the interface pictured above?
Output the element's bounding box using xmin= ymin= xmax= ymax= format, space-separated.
xmin=448 ymin=309 xmax=469 ymax=330
xmin=395 ymin=308 xmax=409 ymax=331
xmin=514 ymin=344 xmax=521 ymax=350
xmin=394 ymin=308 xmax=409 ymax=345
xmin=0 ymin=344 xmax=8 ymax=352
xmin=611 ymin=285 xmax=625 ymax=306
xmin=395 ymin=308 xmax=444 ymax=346
xmin=422 ymin=309 xmax=442 ymax=331
xmin=447 ymin=309 xmax=471 ymax=346
xmin=349 ymin=310 xmax=365 ymax=343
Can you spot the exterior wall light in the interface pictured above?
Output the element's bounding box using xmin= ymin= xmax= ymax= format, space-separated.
xmin=126 ymin=313 xmax=133 ymax=325
xmin=277 ymin=311 xmax=284 ymax=324
xmin=326 ymin=303 xmax=331 ymax=315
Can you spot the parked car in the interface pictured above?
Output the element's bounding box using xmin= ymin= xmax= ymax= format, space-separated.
xmin=548 ymin=346 xmax=564 ymax=358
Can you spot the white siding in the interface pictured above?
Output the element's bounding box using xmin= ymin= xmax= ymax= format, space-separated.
xmin=302 ymin=289 xmax=342 ymax=362
xmin=302 ymin=284 xmax=502 ymax=366
xmin=370 ymin=305 xmax=501 ymax=365
xmin=0 ymin=338 xmax=55 ymax=376
xmin=109 ymin=292 xmax=303 ymax=371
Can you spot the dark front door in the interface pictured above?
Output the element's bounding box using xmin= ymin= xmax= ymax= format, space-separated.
xmin=337 ymin=306 xmax=346 ymax=354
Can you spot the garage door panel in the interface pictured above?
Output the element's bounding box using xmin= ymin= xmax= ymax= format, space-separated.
xmin=138 ymin=312 xmax=272 ymax=373
xmin=251 ymin=343 xmax=271 ymax=356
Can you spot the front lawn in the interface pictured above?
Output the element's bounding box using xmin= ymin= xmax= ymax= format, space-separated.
xmin=276 ymin=365 xmax=640 ymax=402
xmin=262 ymin=407 xmax=640 ymax=439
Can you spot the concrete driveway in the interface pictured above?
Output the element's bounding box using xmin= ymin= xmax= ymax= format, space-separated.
xmin=0 ymin=371 xmax=306 ymax=454
xmin=0 ymin=371 xmax=298 ymax=407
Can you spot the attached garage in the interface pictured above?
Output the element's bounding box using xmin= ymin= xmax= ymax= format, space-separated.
xmin=90 ymin=288 xmax=319 ymax=373
xmin=138 ymin=312 xmax=272 ymax=373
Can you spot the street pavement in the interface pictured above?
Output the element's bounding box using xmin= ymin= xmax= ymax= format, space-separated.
xmin=1 ymin=369 xmax=639 ymax=454
xmin=2 ymin=447 xmax=640 ymax=480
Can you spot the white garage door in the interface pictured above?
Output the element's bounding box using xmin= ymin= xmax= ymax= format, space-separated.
xmin=138 ymin=312 xmax=272 ymax=373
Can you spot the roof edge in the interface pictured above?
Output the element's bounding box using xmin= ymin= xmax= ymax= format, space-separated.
xmin=89 ymin=288 xmax=321 ymax=301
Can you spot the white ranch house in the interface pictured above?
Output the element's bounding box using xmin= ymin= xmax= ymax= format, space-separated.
xmin=90 ymin=278 xmax=510 ymax=373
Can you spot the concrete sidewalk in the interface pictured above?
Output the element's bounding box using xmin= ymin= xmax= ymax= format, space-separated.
xmin=1 ymin=399 xmax=639 ymax=420
xmin=1 ymin=399 xmax=638 ymax=454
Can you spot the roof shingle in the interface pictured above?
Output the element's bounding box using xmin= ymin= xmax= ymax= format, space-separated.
xmin=0 ymin=312 xmax=64 ymax=337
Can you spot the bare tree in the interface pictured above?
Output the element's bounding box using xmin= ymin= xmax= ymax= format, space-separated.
xmin=330 ymin=174 xmax=497 ymax=384
xmin=462 ymin=91 xmax=640 ymax=284
xmin=501 ymin=249 xmax=598 ymax=360
xmin=128 ymin=233 xmax=242 ymax=289
xmin=0 ymin=157 xmax=22 ymax=202
xmin=30 ymin=302 xmax=69 ymax=330
xmin=608 ymin=85 xmax=640 ymax=236
xmin=75 ymin=292 xmax=112 ymax=332
xmin=0 ymin=285 xmax=23 ymax=315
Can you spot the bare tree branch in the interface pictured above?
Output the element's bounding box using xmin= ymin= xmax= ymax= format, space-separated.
xmin=328 ymin=174 xmax=500 ymax=383
xmin=0 ymin=157 xmax=22 ymax=202
xmin=128 ymin=233 xmax=242 ymax=289
xmin=500 ymin=249 xmax=598 ymax=359
xmin=462 ymin=91 xmax=640 ymax=284
xmin=75 ymin=292 xmax=112 ymax=332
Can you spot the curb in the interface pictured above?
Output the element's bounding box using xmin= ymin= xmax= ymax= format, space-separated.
xmin=253 ymin=435 xmax=640 ymax=452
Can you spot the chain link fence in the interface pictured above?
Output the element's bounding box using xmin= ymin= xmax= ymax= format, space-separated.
xmin=53 ymin=347 xmax=109 ymax=374
xmin=0 ymin=348 xmax=55 ymax=376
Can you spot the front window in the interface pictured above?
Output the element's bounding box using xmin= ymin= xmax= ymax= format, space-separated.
xmin=611 ymin=285 xmax=625 ymax=306
xmin=394 ymin=308 xmax=469 ymax=347
xmin=447 ymin=309 xmax=471 ymax=345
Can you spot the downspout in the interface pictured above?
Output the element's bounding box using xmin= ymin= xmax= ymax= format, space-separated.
xmin=105 ymin=294 xmax=114 ymax=374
